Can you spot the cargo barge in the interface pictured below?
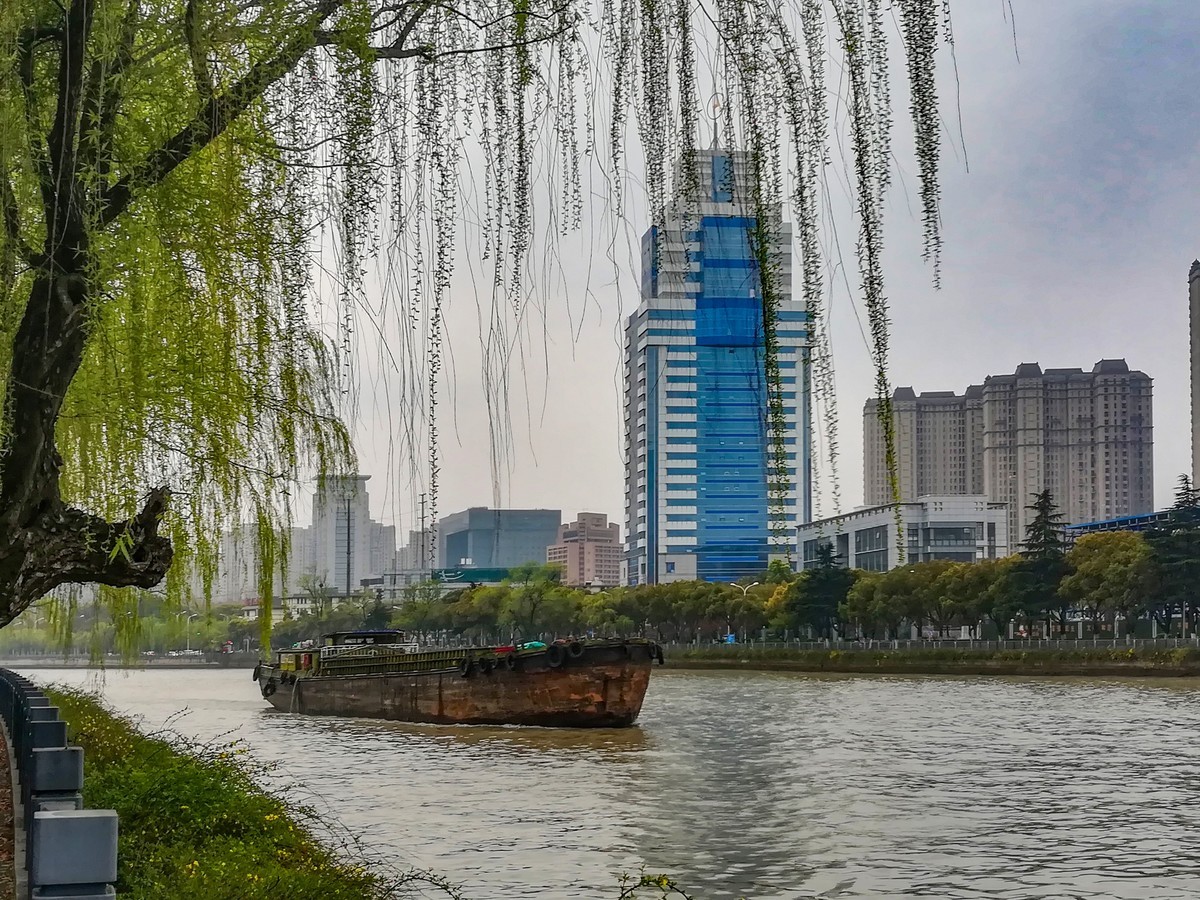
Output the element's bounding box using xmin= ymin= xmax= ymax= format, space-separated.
xmin=255 ymin=630 xmax=662 ymax=727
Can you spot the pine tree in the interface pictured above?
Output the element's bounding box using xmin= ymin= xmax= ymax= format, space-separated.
xmin=1020 ymin=489 xmax=1067 ymax=560
xmin=1006 ymin=490 xmax=1071 ymax=634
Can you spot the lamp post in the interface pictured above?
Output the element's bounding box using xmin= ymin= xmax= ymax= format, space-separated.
xmin=727 ymin=583 xmax=759 ymax=643
xmin=186 ymin=613 xmax=199 ymax=652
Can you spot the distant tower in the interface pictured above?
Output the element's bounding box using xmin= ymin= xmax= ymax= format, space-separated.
xmin=1192 ymin=260 xmax=1200 ymax=484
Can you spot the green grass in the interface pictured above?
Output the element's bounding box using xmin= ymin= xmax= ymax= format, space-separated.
xmin=47 ymin=688 xmax=459 ymax=900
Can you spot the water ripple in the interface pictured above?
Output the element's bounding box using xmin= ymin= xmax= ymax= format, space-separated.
xmin=26 ymin=667 xmax=1200 ymax=899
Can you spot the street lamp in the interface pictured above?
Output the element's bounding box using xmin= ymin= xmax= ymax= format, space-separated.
xmin=185 ymin=613 xmax=199 ymax=652
xmin=729 ymin=581 xmax=759 ymax=599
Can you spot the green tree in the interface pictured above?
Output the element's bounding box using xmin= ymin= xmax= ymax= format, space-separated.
xmin=765 ymin=558 xmax=795 ymax=585
xmin=1060 ymin=531 xmax=1152 ymax=636
xmin=0 ymin=0 xmax=954 ymax=637
xmin=1144 ymin=474 xmax=1200 ymax=635
xmin=782 ymin=545 xmax=856 ymax=638
xmin=1007 ymin=490 xmax=1072 ymax=634
xmin=839 ymin=570 xmax=884 ymax=638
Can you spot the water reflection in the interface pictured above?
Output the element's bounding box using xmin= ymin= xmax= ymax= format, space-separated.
xmin=262 ymin=709 xmax=652 ymax=754
xmin=23 ymin=667 xmax=1200 ymax=899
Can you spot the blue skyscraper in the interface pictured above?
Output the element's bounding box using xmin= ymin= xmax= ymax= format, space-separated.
xmin=623 ymin=149 xmax=810 ymax=585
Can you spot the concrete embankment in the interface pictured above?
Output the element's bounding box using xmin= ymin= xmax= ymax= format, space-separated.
xmin=663 ymin=648 xmax=1200 ymax=677
xmin=0 ymin=652 xmax=258 ymax=669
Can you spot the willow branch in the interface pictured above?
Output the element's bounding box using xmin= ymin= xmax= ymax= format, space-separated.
xmin=99 ymin=0 xmax=346 ymax=228
xmin=0 ymin=174 xmax=43 ymax=269
xmin=45 ymin=0 xmax=97 ymax=249
xmin=16 ymin=29 xmax=57 ymax=216
xmin=184 ymin=0 xmax=215 ymax=99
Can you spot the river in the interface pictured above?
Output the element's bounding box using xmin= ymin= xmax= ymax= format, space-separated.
xmin=21 ymin=667 xmax=1200 ymax=899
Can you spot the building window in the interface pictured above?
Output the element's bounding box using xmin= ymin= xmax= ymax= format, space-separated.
xmin=665 ymin=561 xmax=676 ymax=574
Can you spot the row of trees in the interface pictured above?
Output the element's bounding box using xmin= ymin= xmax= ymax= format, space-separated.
xmin=9 ymin=483 xmax=1198 ymax=654
xmin=816 ymin=480 xmax=1200 ymax=640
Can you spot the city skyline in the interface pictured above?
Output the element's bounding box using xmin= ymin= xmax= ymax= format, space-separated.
xmin=336 ymin=2 xmax=1200 ymax=539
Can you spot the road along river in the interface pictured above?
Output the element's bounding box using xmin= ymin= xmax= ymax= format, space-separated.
xmin=24 ymin=667 xmax=1200 ymax=899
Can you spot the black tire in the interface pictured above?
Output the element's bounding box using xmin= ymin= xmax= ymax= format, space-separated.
xmin=566 ymin=641 xmax=585 ymax=659
xmin=459 ymin=657 xmax=475 ymax=678
xmin=546 ymin=644 xmax=566 ymax=668
xmin=252 ymin=663 xmax=261 ymax=681
xmin=504 ymin=652 xmax=518 ymax=671
xmin=479 ymin=656 xmax=495 ymax=674
xmin=261 ymin=681 xmax=276 ymax=698
xmin=647 ymin=642 xmax=659 ymax=662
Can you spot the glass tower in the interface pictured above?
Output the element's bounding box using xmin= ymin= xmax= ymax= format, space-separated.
xmin=623 ymin=149 xmax=810 ymax=585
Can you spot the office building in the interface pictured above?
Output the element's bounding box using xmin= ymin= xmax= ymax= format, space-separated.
xmin=797 ymin=495 xmax=1009 ymax=572
xmin=863 ymin=360 xmax=1153 ymax=543
xmin=437 ymin=507 xmax=561 ymax=569
xmin=623 ymin=147 xmax=810 ymax=585
xmin=546 ymin=513 xmax=622 ymax=586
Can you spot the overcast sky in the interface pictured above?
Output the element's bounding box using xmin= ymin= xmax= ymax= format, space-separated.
xmin=337 ymin=0 xmax=1200 ymax=539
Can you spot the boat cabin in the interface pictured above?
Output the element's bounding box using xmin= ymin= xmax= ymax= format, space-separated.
xmin=275 ymin=630 xmax=420 ymax=674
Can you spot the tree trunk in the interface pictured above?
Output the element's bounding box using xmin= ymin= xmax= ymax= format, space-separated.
xmin=0 ymin=262 xmax=172 ymax=624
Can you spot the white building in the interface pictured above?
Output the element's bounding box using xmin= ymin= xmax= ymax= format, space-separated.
xmin=797 ymin=495 xmax=1009 ymax=572
xmin=623 ymin=147 xmax=810 ymax=586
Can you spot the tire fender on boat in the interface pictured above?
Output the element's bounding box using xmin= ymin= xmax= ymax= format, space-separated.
xmin=261 ymin=681 xmax=276 ymax=698
xmin=503 ymin=652 xmax=518 ymax=671
xmin=478 ymin=655 xmax=495 ymax=674
xmin=459 ymin=657 xmax=475 ymax=678
xmin=566 ymin=641 xmax=585 ymax=659
xmin=252 ymin=663 xmax=262 ymax=681
xmin=546 ymin=644 xmax=566 ymax=668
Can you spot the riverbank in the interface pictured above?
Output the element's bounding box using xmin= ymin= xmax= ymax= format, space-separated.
xmin=663 ymin=645 xmax=1200 ymax=676
xmin=46 ymin=688 xmax=453 ymax=900
xmin=1 ymin=653 xmax=257 ymax=669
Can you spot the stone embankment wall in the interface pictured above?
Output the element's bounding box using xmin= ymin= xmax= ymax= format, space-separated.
xmin=663 ymin=645 xmax=1200 ymax=677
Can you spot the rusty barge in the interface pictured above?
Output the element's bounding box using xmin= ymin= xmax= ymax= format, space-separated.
xmin=255 ymin=630 xmax=662 ymax=727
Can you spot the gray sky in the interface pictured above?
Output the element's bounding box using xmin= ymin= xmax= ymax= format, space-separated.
xmin=343 ymin=0 xmax=1200 ymax=537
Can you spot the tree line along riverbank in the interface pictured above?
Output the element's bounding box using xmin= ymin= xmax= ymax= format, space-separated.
xmin=663 ymin=644 xmax=1200 ymax=677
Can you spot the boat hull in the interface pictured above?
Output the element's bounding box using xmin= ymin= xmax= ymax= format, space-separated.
xmin=257 ymin=642 xmax=657 ymax=728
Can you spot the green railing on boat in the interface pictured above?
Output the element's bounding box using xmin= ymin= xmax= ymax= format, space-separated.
xmin=316 ymin=647 xmax=489 ymax=677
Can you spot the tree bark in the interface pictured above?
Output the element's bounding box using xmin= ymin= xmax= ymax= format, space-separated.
xmin=0 ymin=264 xmax=173 ymax=625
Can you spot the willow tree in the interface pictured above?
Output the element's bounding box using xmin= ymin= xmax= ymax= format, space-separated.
xmin=0 ymin=0 xmax=950 ymax=629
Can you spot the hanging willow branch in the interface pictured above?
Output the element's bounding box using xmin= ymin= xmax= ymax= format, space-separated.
xmin=0 ymin=0 xmax=952 ymax=636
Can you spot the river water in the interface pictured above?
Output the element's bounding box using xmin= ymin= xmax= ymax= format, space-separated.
xmin=21 ymin=667 xmax=1200 ymax=899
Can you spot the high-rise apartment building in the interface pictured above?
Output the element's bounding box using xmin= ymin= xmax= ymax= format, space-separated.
xmin=1191 ymin=259 xmax=1200 ymax=483
xmin=312 ymin=475 xmax=396 ymax=595
xmin=546 ymin=513 xmax=622 ymax=587
xmin=863 ymin=360 xmax=1154 ymax=542
xmin=623 ymin=148 xmax=810 ymax=585
xmin=863 ymin=386 xmax=984 ymax=504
